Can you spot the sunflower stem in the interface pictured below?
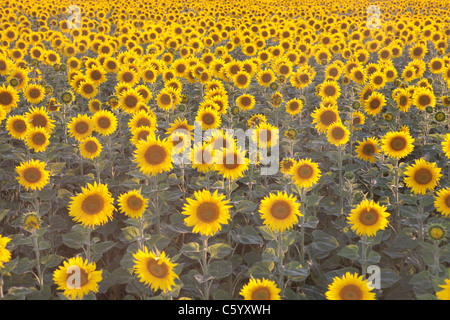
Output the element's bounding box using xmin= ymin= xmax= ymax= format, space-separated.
xmin=433 ymin=240 xmax=441 ymax=276
xmin=361 ymin=235 xmax=369 ymax=279
xmin=138 ymin=215 xmax=145 ymax=251
xmin=31 ymin=229 xmax=44 ymax=289
xmin=153 ymin=175 xmax=160 ymax=235
xmin=201 ymin=236 xmax=210 ymax=300
xmin=338 ymin=144 xmax=344 ymax=215
xmin=85 ymin=227 xmax=92 ymax=262
xmin=276 ymin=231 xmax=285 ymax=294
xmin=0 ymin=274 xmax=3 ymax=299
xmin=394 ymin=159 xmax=401 ymax=231
xmin=299 ymin=187 xmax=306 ymax=264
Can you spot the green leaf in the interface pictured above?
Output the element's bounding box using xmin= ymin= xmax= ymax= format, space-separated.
xmin=62 ymin=227 xmax=86 ymax=249
xmin=91 ymin=241 xmax=116 ymax=254
xmin=208 ymin=243 xmax=232 ymax=260
xmin=41 ymin=254 xmax=64 ymax=268
xmin=380 ymin=268 xmax=401 ymax=289
xmin=304 ymin=194 xmax=323 ymax=207
xmin=121 ymin=226 xmax=140 ymax=242
xmin=231 ymin=226 xmax=263 ymax=245
xmin=337 ymin=245 xmax=360 ymax=261
xmin=309 ymin=230 xmax=339 ymax=259
xmin=208 ymin=260 xmax=232 ymax=279
xmin=181 ymin=242 xmax=201 ymax=261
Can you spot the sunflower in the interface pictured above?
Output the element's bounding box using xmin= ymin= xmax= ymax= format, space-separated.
xmin=166 ymin=118 xmax=194 ymax=137
xmin=134 ymin=136 xmax=173 ymax=176
xmin=434 ymin=188 xmax=450 ymax=217
xmin=429 ymin=57 xmax=445 ymax=74
xmin=232 ymin=71 xmax=252 ymax=89
xmin=441 ymin=133 xmax=450 ymax=158
xmin=325 ymin=272 xmax=376 ymax=300
xmin=394 ymin=88 xmax=413 ymax=112
xmin=133 ymin=248 xmax=178 ymax=293
xmin=91 ymin=110 xmax=117 ymax=136
xmin=355 ymin=138 xmax=380 ymax=163
xmin=402 ymin=65 xmax=416 ymax=82
xmin=236 ymin=94 xmax=255 ymax=111
xmin=364 ymin=92 xmax=386 ymax=116
xmin=86 ymin=66 xmax=107 ymax=86
xmin=240 ymin=278 xmax=281 ymax=300
xmin=413 ymin=87 xmax=436 ymax=111
xmin=290 ymin=159 xmax=321 ymax=189
xmin=168 ymin=131 xmax=191 ymax=154
xmin=381 ymin=130 xmax=415 ymax=159
xmin=404 ymin=159 xmax=442 ymax=195
xmin=120 ymin=88 xmax=143 ymax=114
xmin=68 ymin=182 xmax=115 ymax=228
xmin=118 ymin=189 xmax=148 ymax=219
xmin=0 ymin=235 xmax=11 ymax=268
xmin=182 ymin=189 xmax=231 ymax=236
xmin=427 ymin=223 xmax=446 ymax=242
xmin=25 ymin=106 xmax=55 ymax=132
xmin=351 ymin=111 xmax=365 ymax=131
xmin=347 ymin=199 xmax=390 ymax=237
xmin=280 ymin=158 xmax=297 ymax=175
xmin=409 ymin=43 xmax=427 ymax=60
xmin=319 ymin=80 xmax=340 ymax=101
xmin=437 ymin=279 xmax=450 ymax=300
xmin=77 ymin=80 xmax=98 ymax=99
xmin=326 ymin=122 xmax=350 ymax=146
xmin=311 ymin=104 xmax=340 ymax=133
xmin=369 ymin=71 xmax=386 ymax=90
xmin=68 ymin=114 xmax=94 ymax=141
xmin=196 ymin=106 xmax=221 ymax=130
xmin=0 ymin=85 xmax=19 ymax=111
xmin=254 ymin=122 xmax=279 ymax=149
xmin=117 ymin=67 xmax=139 ymax=86
xmin=248 ymin=114 xmax=267 ymax=128
xmin=25 ymin=127 xmax=50 ymax=152
xmin=350 ymin=66 xmax=367 ymax=85
xmin=53 ymin=256 xmax=103 ymax=300
xmin=259 ymin=191 xmax=301 ymax=233
xmin=15 ymin=159 xmax=50 ymax=191
xmin=206 ymin=129 xmax=235 ymax=152
xmin=6 ymin=115 xmax=29 ymax=139
xmin=79 ymin=137 xmax=102 ymax=159
xmin=191 ymin=142 xmax=215 ymax=173
xmin=257 ymin=69 xmax=276 ymax=87
xmin=214 ymin=147 xmax=249 ymax=180
xmin=285 ymin=98 xmax=303 ymax=116
xmin=128 ymin=110 xmax=157 ymax=133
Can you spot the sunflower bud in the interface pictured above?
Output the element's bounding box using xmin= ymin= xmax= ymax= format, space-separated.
xmin=425 ymin=105 xmax=434 ymax=113
xmin=427 ymin=223 xmax=446 ymax=242
xmin=231 ymin=105 xmax=240 ymax=115
xmin=352 ymin=101 xmax=361 ymax=109
xmin=269 ymin=82 xmax=279 ymax=91
xmin=9 ymin=77 xmax=19 ymax=87
xmin=178 ymin=104 xmax=186 ymax=112
xmin=435 ymin=111 xmax=446 ymax=122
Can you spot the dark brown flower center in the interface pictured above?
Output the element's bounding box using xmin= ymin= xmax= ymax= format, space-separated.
xmin=23 ymin=167 xmax=42 ymax=183
xmin=13 ymin=119 xmax=27 ymax=132
xmin=296 ymin=164 xmax=313 ymax=179
xmin=85 ymin=140 xmax=98 ymax=153
xmin=270 ymin=200 xmax=291 ymax=220
xmin=414 ymin=168 xmax=433 ymax=185
xmin=390 ymin=136 xmax=406 ymax=151
xmin=147 ymin=259 xmax=168 ymax=278
xmin=331 ymin=126 xmax=345 ymax=140
xmin=127 ymin=195 xmax=143 ymax=210
xmin=144 ymin=145 xmax=167 ymax=165
xmin=32 ymin=132 xmax=46 ymax=145
xmin=359 ymin=208 xmax=379 ymax=226
xmin=75 ymin=121 xmax=89 ymax=134
xmin=251 ymin=287 xmax=271 ymax=300
xmin=320 ymin=110 xmax=337 ymax=126
xmin=31 ymin=114 xmax=47 ymax=128
xmin=196 ymin=202 xmax=220 ymax=222
xmin=339 ymin=284 xmax=363 ymax=300
xmin=81 ymin=194 xmax=105 ymax=215
xmin=0 ymin=91 xmax=13 ymax=106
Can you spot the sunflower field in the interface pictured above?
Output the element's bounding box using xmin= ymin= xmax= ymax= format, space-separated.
xmin=1 ymin=0 xmax=450 ymax=301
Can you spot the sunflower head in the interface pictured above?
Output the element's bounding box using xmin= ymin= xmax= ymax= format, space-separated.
xmin=240 ymin=278 xmax=281 ymax=300
xmin=427 ymin=223 xmax=447 ymax=242
xmin=326 ymin=272 xmax=376 ymax=300
xmin=347 ymin=199 xmax=390 ymax=237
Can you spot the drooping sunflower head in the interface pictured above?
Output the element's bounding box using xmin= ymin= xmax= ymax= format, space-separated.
xmin=133 ymin=248 xmax=179 ymax=293
xmin=182 ymin=189 xmax=232 ymax=236
xmin=404 ymin=158 xmax=442 ymax=195
xmin=118 ymin=189 xmax=148 ymax=219
xmin=23 ymin=212 xmax=41 ymax=231
xmin=347 ymin=199 xmax=390 ymax=237
xmin=16 ymin=159 xmax=50 ymax=191
xmin=53 ymin=256 xmax=103 ymax=300
xmin=68 ymin=182 xmax=115 ymax=228
xmin=133 ymin=136 xmax=173 ymax=176
xmin=326 ymin=272 xmax=376 ymax=300
xmin=289 ymin=159 xmax=321 ymax=189
xmin=259 ymin=191 xmax=302 ymax=233
xmin=380 ymin=130 xmax=415 ymax=159
xmin=240 ymin=278 xmax=281 ymax=300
